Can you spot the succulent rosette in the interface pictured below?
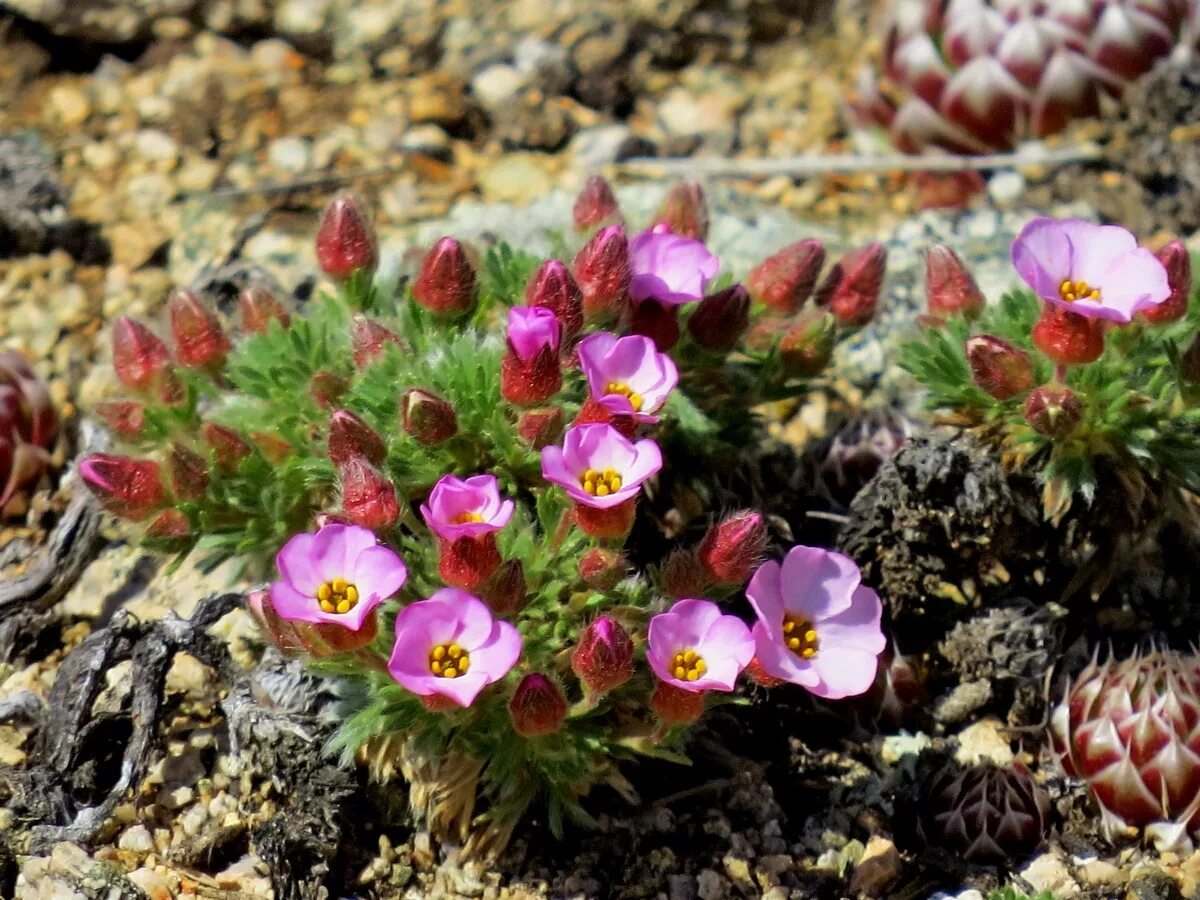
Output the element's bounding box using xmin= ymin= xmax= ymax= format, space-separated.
xmin=387 ymin=589 xmax=522 ymax=708
xmin=628 ymin=227 xmax=720 ymax=306
xmin=746 ymin=546 xmax=886 ymax=699
xmin=577 ymin=332 xmax=678 ymax=423
xmin=271 ymin=523 xmax=408 ymax=631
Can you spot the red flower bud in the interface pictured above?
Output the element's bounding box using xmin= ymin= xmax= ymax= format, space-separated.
xmin=251 ymin=431 xmax=292 ymax=464
xmin=573 ymin=498 xmax=636 ymax=539
xmin=239 ymin=285 xmax=290 ymax=333
xmin=1024 ymin=384 xmax=1083 ymax=438
xmin=1031 ymin=306 xmax=1105 ymax=366
xmin=168 ymin=444 xmax=209 ymax=500
xmin=526 ymin=260 xmax=584 ymax=340
xmin=338 ymin=456 xmax=400 ymax=529
xmin=95 ymin=400 xmax=145 ymax=437
xmin=817 ymin=242 xmax=887 ymax=326
xmin=328 ymin=409 xmax=386 ymax=466
xmin=688 ymin=285 xmax=750 ymax=352
xmin=145 ymin=508 xmax=190 ymax=539
xmin=574 ymin=225 xmax=631 ymax=326
xmin=652 ymin=180 xmax=709 ymax=241
xmin=573 ymin=175 xmax=621 ymax=232
xmin=628 ymin=299 xmax=680 ymax=351
xmin=517 ymin=406 xmax=564 ymax=449
xmin=697 ymin=509 xmax=767 ymax=587
xmin=79 ymin=453 xmax=166 ymax=521
xmin=572 ymin=395 xmax=635 ymax=439
xmin=651 ymin=680 xmax=706 ymax=726
xmin=310 ymin=370 xmax=350 ymax=409
xmin=779 ymin=310 xmax=837 ymax=377
xmin=249 ymin=587 xmax=378 ymax=657
xmin=1140 ymin=241 xmax=1191 ymax=324
xmin=481 ymin=559 xmax=526 ymax=616
xmin=111 ymin=317 xmax=171 ymax=393
xmin=437 ymin=534 xmax=502 ymax=591
xmin=925 ymin=245 xmax=985 ymax=320
xmin=747 ymin=239 xmax=826 ymax=314
xmin=412 ymin=237 xmax=477 ymax=317
xmin=579 ymin=548 xmax=627 ymax=591
xmin=571 ymin=616 xmax=634 ymax=695
xmin=509 ymin=674 xmax=568 ymax=737
xmin=660 ymin=549 xmax=710 ymax=599
xmin=351 ymin=316 xmax=402 ymax=370
xmin=315 ymin=195 xmax=378 ymax=281
xmin=501 ymin=335 xmax=563 ymax=407
xmin=201 ymin=423 xmax=252 ymax=471
xmin=401 ymin=388 xmax=458 ymax=445
xmin=966 ymin=335 xmax=1035 ymax=399
xmin=169 ymin=290 xmax=231 ymax=370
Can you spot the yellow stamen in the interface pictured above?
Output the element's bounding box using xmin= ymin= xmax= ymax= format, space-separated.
xmin=579 ymin=467 xmax=624 ymax=496
xmin=429 ymin=643 xmax=471 ymax=678
xmin=1059 ymin=278 xmax=1101 ymax=304
xmin=784 ymin=614 xmax=819 ymax=660
xmin=453 ymin=511 xmax=484 ymax=524
xmin=670 ymin=648 xmax=707 ymax=682
xmin=315 ymin=576 xmax=360 ymax=614
xmin=604 ymin=381 xmax=645 ymax=412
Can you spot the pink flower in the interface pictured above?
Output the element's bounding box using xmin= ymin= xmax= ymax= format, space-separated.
xmin=577 ymin=332 xmax=678 ymax=423
xmin=628 ymin=227 xmax=720 ymax=307
xmin=271 ymin=523 xmax=408 ymax=631
xmin=540 ymin=423 xmax=662 ymax=509
xmin=387 ymin=589 xmax=522 ymax=707
xmin=1011 ymin=218 xmax=1171 ymax=323
xmin=646 ymin=599 xmax=754 ymax=693
xmin=746 ymin=546 xmax=885 ymax=700
xmin=506 ymin=306 xmax=561 ymax=361
xmin=420 ymin=474 xmax=514 ymax=542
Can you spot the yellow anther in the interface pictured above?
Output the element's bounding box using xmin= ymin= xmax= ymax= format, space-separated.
xmin=604 ymin=381 xmax=645 ymax=412
xmin=580 ymin=466 xmax=624 ymax=496
xmin=670 ymin=648 xmax=707 ymax=682
xmin=674 ymin=666 xmax=687 ymax=679
xmin=448 ymin=644 xmax=463 ymax=659
xmin=429 ymin=643 xmax=471 ymax=678
xmin=683 ymin=650 xmax=697 ymax=664
xmin=453 ymin=511 xmax=484 ymax=524
xmin=1059 ymin=278 xmax=1100 ymax=304
xmin=443 ymin=666 xmax=458 ymax=678
xmin=432 ymin=646 xmax=446 ymax=661
xmin=431 ymin=660 xmax=443 ymax=675
xmin=783 ymin=614 xmax=819 ymax=660
xmin=316 ymin=576 xmax=360 ymax=614
xmin=317 ymin=583 xmax=332 ymax=602
xmin=332 ymin=577 xmax=347 ymax=593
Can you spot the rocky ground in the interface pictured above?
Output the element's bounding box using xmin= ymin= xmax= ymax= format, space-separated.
xmin=3 ymin=0 xmax=1200 ymax=897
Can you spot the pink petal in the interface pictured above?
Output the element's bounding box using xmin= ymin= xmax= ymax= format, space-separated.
xmin=1012 ymin=217 xmax=1072 ymax=301
xmin=1093 ymin=247 xmax=1172 ymax=322
xmin=424 ymin=671 xmax=491 ymax=706
xmin=623 ymin=439 xmax=663 ymax=486
xmin=1060 ymin=221 xmax=1139 ymax=287
xmin=779 ymin=546 xmax=862 ymax=621
xmin=269 ymin=579 xmax=323 ymax=625
xmin=807 ymin=646 xmax=884 ymax=699
xmin=472 ymin=619 xmax=522 ymax=681
xmin=276 ymin=532 xmax=321 ymax=595
xmin=752 ymin=620 xmax=821 ymax=689
xmin=350 ymin=545 xmax=408 ymax=603
xmin=746 ymin=560 xmax=785 ymax=639
xmin=432 ymin=589 xmax=496 ymax=649
xmin=310 ymin=524 xmax=378 ymax=583
xmin=814 ymin=585 xmax=886 ymax=654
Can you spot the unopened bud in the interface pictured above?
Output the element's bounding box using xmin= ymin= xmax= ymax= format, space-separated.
xmin=573 ymin=225 xmax=631 ymax=326
xmin=111 ymin=317 xmax=171 ymax=393
xmin=351 ymin=315 xmax=403 ymax=370
xmin=328 ymin=409 xmax=386 ymax=466
xmin=1024 ymin=384 xmax=1083 ymax=438
xmin=437 ymin=534 xmax=503 ymax=591
xmin=79 ymin=453 xmax=166 ymax=521
xmin=239 ymin=285 xmax=290 ymax=333
xmin=1030 ymin=306 xmax=1105 ymax=366
xmin=170 ymin=290 xmax=231 ymax=369
xmin=652 ymin=180 xmax=709 ymax=241
xmin=401 ymin=388 xmax=458 ymax=445
xmin=526 ymin=259 xmax=584 ymax=341
xmin=660 ymin=548 xmax=710 ymax=599
xmin=502 ymin=306 xmax=563 ymax=404
xmin=95 ymin=400 xmax=145 ymax=437
xmin=925 ymin=245 xmax=985 ymax=320
xmin=413 ymin=237 xmax=477 ymax=317
xmin=697 ymin=510 xmax=767 ymax=587
xmin=517 ymin=406 xmax=564 ymax=449
xmin=687 ymin=285 xmax=750 ymax=352
xmin=168 ymin=444 xmax=209 ymax=500
xmin=573 ymin=175 xmax=621 ymax=232
xmin=651 ymin=680 xmax=706 ymax=726
xmin=817 ymin=242 xmax=887 ymax=326
xmin=779 ymin=310 xmax=836 ymax=377
xmin=145 ymin=508 xmax=190 ymax=539
xmin=482 ymin=558 xmax=527 ymax=616
xmin=310 ymin=370 xmax=350 ymax=409
xmin=338 ymin=456 xmax=400 ymax=529
xmin=747 ymin=239 xmax=825 ymax=314
xmin=201 ymin=423 xmax=252 ymax=471
xmin=509 ymin=674 xmax=568 ymax=737
xmin=315 ymin=195 xmax=378 ymax=281
xmin=1140 ymin=241 xmax=1191 ymax=324
xmin=251 ymin=431 xmax=293 ymax=464
xmin=578 ymin=547 xmax=627 ymax=590
xmin=628 ymin=299 xmax=680 ymax=352
xmin=571 ymin=616 xmax=634 ymax=695
xmin=966 ymin=335 xmax=1035 ymax=399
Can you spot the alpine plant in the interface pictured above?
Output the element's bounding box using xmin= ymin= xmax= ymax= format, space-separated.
xmin=852 ymin=0 xmax=1200 ymax=153
xmin=1052 ymin=648 xmax=1200 ymax=851
xmin=80 ymin=184 xmax=888 ymax=852
xmin=0 ymin=350 xmax=59 ymax=516
xmin=901 ymin=217 xmax=1200 ymax=518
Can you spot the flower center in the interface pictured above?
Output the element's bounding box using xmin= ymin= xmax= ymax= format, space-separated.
xmin=316 ymin=576 xmax=359 ymax=614
xmin=1059 ymin=279 xmax=1100 ymax=303
xmin=783 ymin=614 xmax=819 ymax=659
xmin=429 ymin=642 xmax=471 ymax=678
xmin=580 ymin=467 xmax=623 ymax=497
xmin=452 ymin=511 xmax=484 ymax=524
xmin=670 ymin=648 xmax=708 ymax=682
xmin=604 ymin=381 xmax=644 ymax=412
